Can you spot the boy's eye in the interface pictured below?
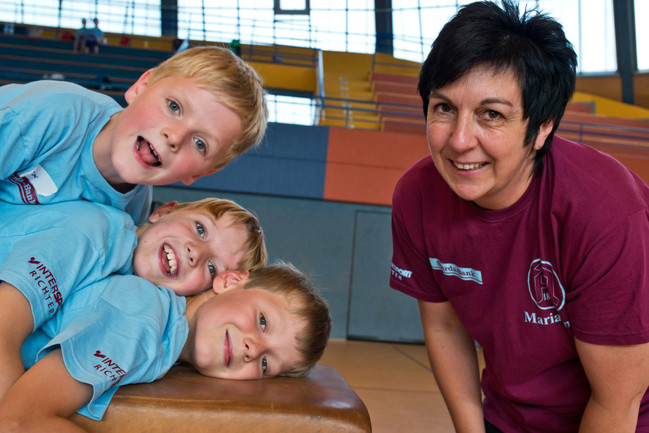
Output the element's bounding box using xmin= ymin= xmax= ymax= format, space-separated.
xmin=168 ymin=100 xmax=180 ymax=113
xmin=259 ymin=313 xmax=267 ymax=331
xmin=208 ymin=262 xmax=216 ymax=277
xmin=195 ymin=222 xmax=205 ymax=238
xmin=194 ymin=138 xmax=207 ymax=154
xmin=261 ymin=356 xmax=268 ymax=374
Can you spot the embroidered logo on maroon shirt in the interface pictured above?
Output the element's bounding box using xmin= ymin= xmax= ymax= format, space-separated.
xmin=527 ymin=259 xmax=565 ymax=311
xmin=9 ymin=172 xmax=40 ymax=204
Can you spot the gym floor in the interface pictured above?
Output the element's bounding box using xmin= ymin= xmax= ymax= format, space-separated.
xmin=320 ymin=338 xmax=471 ymax=433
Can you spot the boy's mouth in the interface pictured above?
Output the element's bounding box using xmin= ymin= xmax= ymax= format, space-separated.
xmin=224 ymin=330 xmax=232 ymax=367
xmin=160 ymin=243 xmax=178 ymax=277
xmin=136 ymin=137 xmax=162 ymax=167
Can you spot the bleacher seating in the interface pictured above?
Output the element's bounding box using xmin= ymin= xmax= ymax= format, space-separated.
xmin=0 ymin=31 xmax=171 ymax=106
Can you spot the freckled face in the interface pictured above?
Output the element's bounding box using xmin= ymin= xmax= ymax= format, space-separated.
xmin=97 ymin=72 xmax=242 ymax=187
xmin=190 ymin=278 xmax=305 ymax=380
xmin=133 ymin=209 xmax=249 ymax=296
xmin=426 ymin=65 xmax=551 ymax=210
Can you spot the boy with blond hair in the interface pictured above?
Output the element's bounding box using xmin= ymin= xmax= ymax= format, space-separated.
xmin=0 ymin=197 xmax=266 ymax=399
xmin=0 ymin=263 xmax=332 ymax=431
xmin=0 ymin=46 xmax=267 ymax=224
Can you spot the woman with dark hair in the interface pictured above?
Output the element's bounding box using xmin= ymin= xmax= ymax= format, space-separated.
xmin=390 ymin=1 xmax=649 ymax=432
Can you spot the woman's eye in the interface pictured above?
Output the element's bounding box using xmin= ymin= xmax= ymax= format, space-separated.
xmin=261 ymin=356 xmax=268 ymax=374
xmin=196 ymin=222 xmax=205 ymax=237
xmin=208 ymin=262 xmax=216 ymax=277
xmin=485 ymin=110 xmax=502 ymax=120
xmin=259 ymin=313 xmax=267 ymax=331
xmin=168 ymin=100 xmax=180 ymax=113
xmin=194 ymin=138 xmax=206 ymax=154
xmin=432 ymin=102 xmax=451 ymax=113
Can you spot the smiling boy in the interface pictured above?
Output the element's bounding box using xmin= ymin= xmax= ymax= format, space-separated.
xmin=0 ymin=46 xmax=267 ymax=224
xmin=0 ymin=264 xmax=331 ymax=431
xmin=0 ymin=198 xmax=266 ymax=399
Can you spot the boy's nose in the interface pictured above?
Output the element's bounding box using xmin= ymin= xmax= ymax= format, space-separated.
xmin=162 ymin=125 xmax=187 ymax=151
xmin=185 ymin=243 xmax=202 ymax=267
xmin=243 ymin=337 xmax=263 ymax=362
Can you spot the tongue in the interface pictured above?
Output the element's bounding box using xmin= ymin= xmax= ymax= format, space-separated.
xmin=139 ymin=140 xmax=159 ymax=166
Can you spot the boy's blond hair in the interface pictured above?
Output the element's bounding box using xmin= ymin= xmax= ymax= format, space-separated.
xmin=174 ymin=198 xmax=267 ymax=272
xmin=148 ymin=46 xmax=268 ymax=170
xmin=243 ymin=263 xmax=331 ymax=377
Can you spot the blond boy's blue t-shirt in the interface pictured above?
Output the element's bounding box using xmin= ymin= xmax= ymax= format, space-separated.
xmin=0 ymin=201 xmax=137 ymax=328
xmin=20 ymin=274 xmax=188 ymax=420
xmin=0 ymin=80 xmax=152 ymax=224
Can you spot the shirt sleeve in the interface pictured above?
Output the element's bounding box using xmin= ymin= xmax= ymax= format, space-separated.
xmin=567 ymin=209 xmax=649 ymax=345
xmin=390 ymin=172 xmax=447 ymax=303
xmin=0 ymin=104 xmax=31 ymax=179
xmin=0 ymin=84 xmax=78 ymax=181
xmin=0 ymin=228 xmax=109 ymax=328
xmin=40 ymin=277 xmax=171 ymax=421
xmin=0 ymin=203 xmax=136 ymax=329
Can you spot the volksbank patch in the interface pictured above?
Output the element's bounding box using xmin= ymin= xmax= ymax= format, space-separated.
xmin=429 ymin=258 xmax=482 ymax=284
xmin=19 ymin=165 xmax=58 ymax=197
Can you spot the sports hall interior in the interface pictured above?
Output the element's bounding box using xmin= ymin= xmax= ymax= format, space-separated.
xmin=1 ymin=1 xmax=648 ymax=432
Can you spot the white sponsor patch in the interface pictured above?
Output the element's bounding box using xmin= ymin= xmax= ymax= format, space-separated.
xmin=391 ymin=263 xmax=412 ymax=280
xmin=18 ymin=165 xmax=58 ymax=197
xmin=429 ymin=258 xmax=483 ymax=284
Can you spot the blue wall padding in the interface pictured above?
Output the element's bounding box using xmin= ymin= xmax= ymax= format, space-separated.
xmin=179 ymin=122 xmax=329 ymax=199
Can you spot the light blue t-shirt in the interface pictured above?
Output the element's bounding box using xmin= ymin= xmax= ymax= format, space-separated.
xmin=87 ymin=26 xmax=105 ymax=41
xmin=0 ymin=201 xmax=138 ymax=329
xmin=20 ymin=274 xmax=188 ymax=420
xmin=0 ymin=80 xmax=152 ymax=224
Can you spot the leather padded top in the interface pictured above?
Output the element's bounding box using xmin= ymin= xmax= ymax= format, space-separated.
xmin=70 ymin=363 xmax=372 ymax=432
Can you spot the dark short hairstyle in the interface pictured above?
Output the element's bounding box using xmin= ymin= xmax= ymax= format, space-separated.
xmin=418 ymin=0 xmax=577 ymax=173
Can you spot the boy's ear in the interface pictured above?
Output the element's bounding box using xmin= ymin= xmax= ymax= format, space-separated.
xmin=148 ymin=201 xmax=178 ymax=223
xmin=125 ymin=68 xmax=155 ymax=104
xmin=180 ymin=168 xmax=220 ymax=185
xmin=212 ymin=270 xmax=250 ymax=294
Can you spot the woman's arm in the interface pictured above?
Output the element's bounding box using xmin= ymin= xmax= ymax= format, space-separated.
xmin=576 ymin=337 xmax=649 ymax=433
xmin=419 ymin=299 xmax=485 ymax=433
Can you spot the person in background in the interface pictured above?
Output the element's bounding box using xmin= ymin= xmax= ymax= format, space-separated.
xmin=85 ymin=17 xmax=106 ymax=55
xmin=72 ymin=18 xmax=88 ymax=53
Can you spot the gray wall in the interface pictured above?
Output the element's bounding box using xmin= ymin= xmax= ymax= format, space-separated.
xmin=153 ymin=186 xmax=424 ymax=343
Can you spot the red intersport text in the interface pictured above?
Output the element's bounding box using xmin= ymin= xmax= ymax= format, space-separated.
xmin=93 ymin=350 xmax=127 ymax=384
xmin=28 ymin=257 xmax=62 ymax=314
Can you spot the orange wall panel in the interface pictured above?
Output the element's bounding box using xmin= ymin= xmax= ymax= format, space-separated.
xmin=324 ymin=127 xmax=429 ymax=205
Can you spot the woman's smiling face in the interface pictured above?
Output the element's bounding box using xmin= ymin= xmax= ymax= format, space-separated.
xmin=426 ymin=65 xmax=552 ymax=210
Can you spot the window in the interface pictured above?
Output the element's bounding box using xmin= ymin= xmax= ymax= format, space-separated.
xmin=635 ymin=0 xmax=648 ymax=71
xmin=266 ymin=94 xmax=316 ymax=125
xmin=392 ymin=0 xmax=618 ymax=74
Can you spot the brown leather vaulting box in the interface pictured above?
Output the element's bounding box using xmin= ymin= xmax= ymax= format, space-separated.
xmin=69 ymin=363 xmax=372 ymax=432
